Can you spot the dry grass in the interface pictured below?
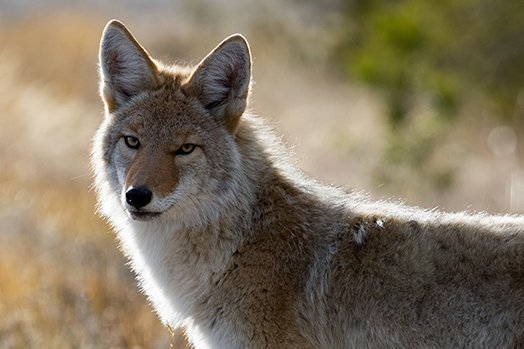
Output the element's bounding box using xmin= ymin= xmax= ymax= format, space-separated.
xmin=0 ymin=6 xmax=521 ymax=349
xmin=0 ymin=175 xmax=171 ymax=348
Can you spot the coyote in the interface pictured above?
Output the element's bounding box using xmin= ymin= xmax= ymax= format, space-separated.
xmin=92 ymin=20 xmax=524 ymax=349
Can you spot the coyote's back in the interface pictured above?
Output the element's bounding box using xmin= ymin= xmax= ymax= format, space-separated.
xmin=92 ymin=20 xmax=524 ymax=349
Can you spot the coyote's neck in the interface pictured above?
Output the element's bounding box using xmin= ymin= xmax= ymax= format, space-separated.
xmin=122 ymin=187 xmax=256 ymax=327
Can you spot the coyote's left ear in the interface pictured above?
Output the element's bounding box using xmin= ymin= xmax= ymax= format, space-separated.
xmin=185 ymin=34 xmax=251 ymax=133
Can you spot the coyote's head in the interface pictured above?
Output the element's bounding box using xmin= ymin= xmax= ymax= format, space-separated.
xmin=93 ymin=20 xmax=252 ymax=226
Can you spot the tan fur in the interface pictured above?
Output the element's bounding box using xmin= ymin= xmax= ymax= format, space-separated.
xmin=92 ymin=20 xmax=524 ymax=349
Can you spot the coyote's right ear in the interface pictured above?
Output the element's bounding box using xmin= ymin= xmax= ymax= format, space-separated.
xmin=99 ymin=20 xmax=161 ymax=113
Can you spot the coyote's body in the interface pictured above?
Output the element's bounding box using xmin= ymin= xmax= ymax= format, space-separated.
xmin=92 ymin=20 xmax=524 ymax=349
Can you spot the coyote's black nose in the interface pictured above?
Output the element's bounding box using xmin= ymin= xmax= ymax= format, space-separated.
xmin=126 ymin=186 xmax=152 ymax=209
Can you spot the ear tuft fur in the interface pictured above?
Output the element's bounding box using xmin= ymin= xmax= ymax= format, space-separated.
xmin=184 ymin=34 xmax=252 ymax=133
xmin=99 ymin=20 xmax=160 ymax=112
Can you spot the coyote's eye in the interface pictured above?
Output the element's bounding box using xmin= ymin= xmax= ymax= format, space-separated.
xmin=175 ymin=143 xmax=197 ymax=155
xmin=124 ymin=136 xmax=140 ymax=149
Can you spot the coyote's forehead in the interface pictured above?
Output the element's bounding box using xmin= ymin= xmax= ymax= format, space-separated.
xmin=116 ymin=76 xmax=219 ymax=139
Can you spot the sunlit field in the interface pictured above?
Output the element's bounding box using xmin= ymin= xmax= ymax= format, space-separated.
xmin=0 ymin=2 xmax=522 ymax=348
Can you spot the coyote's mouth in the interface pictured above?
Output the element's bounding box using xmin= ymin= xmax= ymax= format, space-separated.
xmin=127 ymin=210 xmax=162 ymax=221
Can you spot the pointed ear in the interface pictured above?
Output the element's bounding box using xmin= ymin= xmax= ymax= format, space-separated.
xmin=99 ymin=20 xmax=161 ymax=113
xmin=184 ymin=34 xmax=251 ymax=133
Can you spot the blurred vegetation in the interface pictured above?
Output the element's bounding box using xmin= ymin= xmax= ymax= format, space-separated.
xmin=0 ymin=176 xmax=172 ymax=348
xmin=333 ymin=0 xmax=524 ymax=187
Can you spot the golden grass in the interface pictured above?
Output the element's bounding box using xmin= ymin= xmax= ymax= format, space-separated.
xmin=0 ymin=175 xmax=172 ymax=348
xmin=1 ymin=13 xmax=103 ymax=104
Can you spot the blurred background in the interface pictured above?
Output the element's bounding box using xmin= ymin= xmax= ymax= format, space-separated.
xmin=0 ymin=0 xmax=523 ymax=348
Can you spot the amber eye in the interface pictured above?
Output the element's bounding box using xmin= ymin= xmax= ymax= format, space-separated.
xmin=175 ymin=143 xmax=196 ymax=155
xmin=124 ymin=136 xmax=140 ymax=149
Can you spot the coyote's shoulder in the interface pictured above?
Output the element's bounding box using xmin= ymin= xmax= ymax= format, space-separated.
xmin=92 ymin=20 xmax=524 ymax=349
